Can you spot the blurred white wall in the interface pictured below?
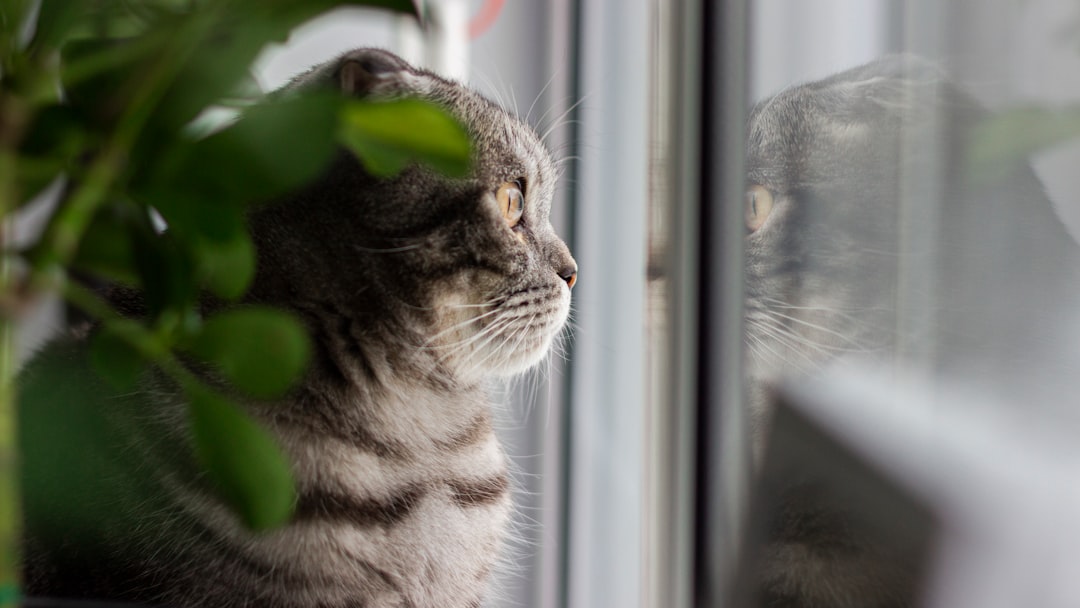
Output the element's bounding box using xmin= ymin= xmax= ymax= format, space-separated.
xmin=750 ymin=0 xmax=890 ymax=100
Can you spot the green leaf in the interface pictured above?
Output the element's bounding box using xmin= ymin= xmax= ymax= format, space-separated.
xmin=19 ymin=340 xmax=133 ymax=542
xmin=340 ymin=99 xmax=472 ymax=177
xmin=88 ymin=322 xmax=146 ymax=390
xmin=196 ymin=230 xmax=257 ymax=301
xmin=59 ymin=30 xmax=168 ymax=90
xmin=131 ymin=227 xmax=199 ymax=320
xmin=144 ymin=195 xmax=255 ymax=300
xmin=72 ymin=206 xmax=141 ymax=285
xmin=187 ymin=386 xmax=296 ymax=530
xmin=0 ymin=0 xmax=33 ymax=48
xmin=18 ymin=105 xmax=88 ymax=180
xmin=148 ymin=93 xmax=343 ymax=207
xmin=149 ymin=17 xmax=281 ymax=132
xmin=29 ymin=0 xmax=87 ymax=50
xmin=153 ymin=194 xmax=247 ymax=244
xmin=187 ymin=308 xmax=311 ymax=399
xmin=967 ymin=104 xmax=1080 ymax=182
xmin=60 ymin=37 xmax=150 ymax=129
xmin=55 ymin=2 xmax=178 ymax=42
xmin=13 ymin=104 xmax=82 ymax=205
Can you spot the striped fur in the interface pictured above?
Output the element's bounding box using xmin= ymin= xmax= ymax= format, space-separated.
xmin=21 ymin=49 xmax=575 ymax=607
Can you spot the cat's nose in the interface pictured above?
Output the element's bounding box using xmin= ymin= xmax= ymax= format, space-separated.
xmin=559 ymin=264 xmax=578 ymax=289
xmin=547 ymin=240 xmax=577 ymax=289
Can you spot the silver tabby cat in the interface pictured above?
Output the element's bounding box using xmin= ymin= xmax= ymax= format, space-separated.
xmin=745 ymin=56 xmax=1077 ymax=607
xmin=20 ymin=48 xmax=576 ymax=608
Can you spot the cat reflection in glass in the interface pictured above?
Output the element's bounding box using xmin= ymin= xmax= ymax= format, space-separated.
xmin=744 ymin=56 xmax=1077 ymax=608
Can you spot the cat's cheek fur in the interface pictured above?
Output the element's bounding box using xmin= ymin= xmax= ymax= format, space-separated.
xmin=432 ymin=281 xmax=571 ymax=383
xmin=485 ymin=283 xmax=572 ymax=378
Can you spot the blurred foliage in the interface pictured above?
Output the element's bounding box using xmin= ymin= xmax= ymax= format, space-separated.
xmin=0 ymin=0 xmax=474 ymax=603
xmin=341 ymin=98 xmax=472 ymax=177
xmin=968 ymin=104 xmax=1080 ymax=182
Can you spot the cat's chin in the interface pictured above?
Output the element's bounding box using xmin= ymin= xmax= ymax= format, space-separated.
xmin=484 ymin=327 xmax=564 ymax=379
xmin=441 ymin=283 xmax=571 ymax=383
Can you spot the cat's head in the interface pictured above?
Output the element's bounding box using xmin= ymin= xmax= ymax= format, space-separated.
xmin=744 ymin=55 xmax=1076 ymax=450
xmin=743 ymin=59 xmax=927 ymax=422
xmin=250 ymin=49 xmax=576 ymax=384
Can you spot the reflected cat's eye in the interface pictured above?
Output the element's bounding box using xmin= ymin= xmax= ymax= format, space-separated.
xmin=497 ymin=181 xmax=525 ymax=227
xmin=745 ymin=185 xmax=774 ymax=232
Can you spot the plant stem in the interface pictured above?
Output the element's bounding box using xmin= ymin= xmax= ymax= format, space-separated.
xmin=61 ymin=280 xmax=197 ymax=388
xmin=0 ymin=145 xmax=21 ymax=608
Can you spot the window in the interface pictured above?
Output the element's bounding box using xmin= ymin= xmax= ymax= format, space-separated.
xmin=12 ymin=1 xmax=1080 ymax=606
xmin=696 ymin=1 xmax=1080 ymax=607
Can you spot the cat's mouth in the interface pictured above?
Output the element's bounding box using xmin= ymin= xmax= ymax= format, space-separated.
xmin=428 ymin=283 xmax=571 ymax=381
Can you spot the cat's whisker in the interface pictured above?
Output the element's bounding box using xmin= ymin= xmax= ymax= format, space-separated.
xmin=443 ymin=311 xmax=524 ymax=364
xmin=763 ymin=308 xmax=869 ymax=349
xmin=471 ymin=69 xmax=512 ymax=115
xmin=744 ymin=333 xmax=775 ymax=368
xmin=549 ymin=328 xmax=571 ymax=362
xmin=537 ymin=92 xmax=591 ymax=143
xmin=554 ymin=153 xmax=582 ymax=168
xmin=524 ymin=68 xmax=563 ymax=128
xmin=745 ymin=323 xmax=812 ymax=371
xmin=464 ymin=314 xmax=531 ymax=374
xmin=429 ymin=316 xmax=514 ymax=364
xmin=750 ymin=309 xmax=879 ymax=374
xmin=397 ymin=294 xmax=506 ymax=313
xmin=464 ymin=312 xmax=539 ymax=379
xmin=751 ymin=313 xmax=829 ymax=351
xmin=509 ymin=87 xmax=520 ymax=122
xmin=519 ymin=366 xmax=544 ymax=423
xmin=761 ymin=296 xmax=888 ymax=319
xmin=419 ymin=306 xmax=505 ymax=347
xmin=764 ymin=300 xmax=898 ymax=345
xmin=752 ymin=314 xmax=850 ymax=358
xmin=507 ymin=313 xmax=542 ymax=368
xmin=422 ymin=320 xmax=508 ymax=357
xmin=541 ymin=353 xmax=567 ymax=432
xmin=438 ymin=298 xmax=506 ymax=310
xmin=403 ymin=298 xmax=505 ymax=313
xmin=457 ymin=323 xmax=515 ymax=378
xmin=538 ymin=353 xmax=554 ymax=397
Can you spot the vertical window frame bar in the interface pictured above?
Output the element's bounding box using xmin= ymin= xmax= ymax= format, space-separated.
xmin=696 ymin=1 xmax=752 ymax=607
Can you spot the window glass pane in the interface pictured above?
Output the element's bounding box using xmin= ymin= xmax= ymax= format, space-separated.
xmin=741 ymin=0 xmax=1080 ymax=606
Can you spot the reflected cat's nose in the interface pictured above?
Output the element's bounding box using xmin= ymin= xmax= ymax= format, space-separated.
xmin=559 ymin=265 xmax=578 ymax=289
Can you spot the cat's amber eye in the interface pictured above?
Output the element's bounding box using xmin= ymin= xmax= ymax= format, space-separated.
xmin=496 ymin=180 xmax=525 ymax=228
xmin=745 ymin=184 xmax=774 ymax=233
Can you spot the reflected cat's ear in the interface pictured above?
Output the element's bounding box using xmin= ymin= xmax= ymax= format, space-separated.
xmin=337 ymin=49 xmax=411 ymax=97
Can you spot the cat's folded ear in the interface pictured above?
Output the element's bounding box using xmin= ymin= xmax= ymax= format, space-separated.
xmin=822 ymin=54 xmax=985 ymax=131
xmin=336 ymin=48 xmax=412 ymax=97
